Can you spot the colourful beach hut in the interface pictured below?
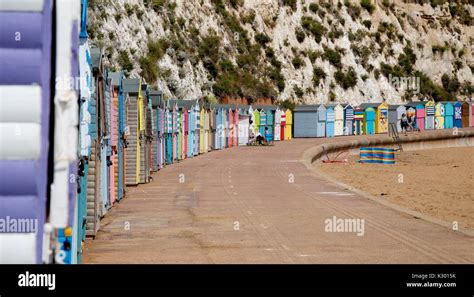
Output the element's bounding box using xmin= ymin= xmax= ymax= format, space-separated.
xmin=194 ymin=102 xmax=200 ymax=155
xmin=280 ymin=109 xmax=286 ymax=140
xmin=253 ymin=108 xmax=261 ymax=139
xmin=258 ymin=108 xmax=267 ymax=137
xmin=164 ymin=100 xmax=173 ymax=164
xmin=187 ymin=100 xmax=196 ymax=158
xmin=122 ymin=78 xmax=141 ymax=187
xmin=434 ymin=102 xmax=445 ymax=129
xmin=113 ymin=72 xmax=127 ymax=201
xmin=343 ymin=104 xmax=354 ymax=135
xmin=183 ymin=104 xmax=188 ymax=159
xmin=218 ymin=105 xmax=225 ymax=149
xmin=359 ymin=104 xmax=376 ymax=135
xmin=233 ymin=106 xmax=240 ymax=145
xmin=273 ymin=108 xmax=282 ymax=141
xmin=443 ymin=102 xmax=454 ymax=128
xmin=376 ymin=102 xmax=389 ymax=133
xmin=424 ymin=100 xmax=435 ymax=130
xmin=414 ymin=102 xmax=426 ymax=131
xmin=149 ymin=90 xmax=164 ymax=170
xmin=325 ymin=105 xmax=335 ymax=137
xmin=238 ymin=106 xmax=251 ymax=145
xmin=353 ymin=107 xmax=364 ymax=135
xmin=333 ymin=104 xmax=344 ymax=136
xmin=360 ymin=102 xmax=388 ymax=134
xmin=285 ymin=109 xmax=293 ymax=140
xmin=140 ymin=83 xmax=151 ymax=183
xmin=453 ymin=101 xmax=463 ymax=128
xmin=388 ymin=104 xmax=407 ymax=133
xmin=461 ymin=101 xmax=472 ymax=127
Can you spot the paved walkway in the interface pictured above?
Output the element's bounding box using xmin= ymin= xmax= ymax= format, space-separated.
xmin=83 ymin=135 xmax=474 ymax=263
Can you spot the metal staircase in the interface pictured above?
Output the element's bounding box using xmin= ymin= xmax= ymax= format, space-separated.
xmin=388 ymin=123 xmax=403 ymax=152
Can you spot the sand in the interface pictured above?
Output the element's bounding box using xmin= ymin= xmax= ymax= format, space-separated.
xmin=315 ymin=146 xmax=474 ymax=231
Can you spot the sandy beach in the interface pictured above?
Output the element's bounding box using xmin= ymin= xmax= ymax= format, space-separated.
xmin=316 ymin=146 xmax=474 ymax=231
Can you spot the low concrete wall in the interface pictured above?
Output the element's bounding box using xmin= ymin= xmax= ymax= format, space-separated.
xmin=303 ymin=128 xmax=474 ymax=165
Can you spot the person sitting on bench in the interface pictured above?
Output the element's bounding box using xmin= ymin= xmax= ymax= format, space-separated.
xmin=256 ymin=132 xmax=264 ymax=145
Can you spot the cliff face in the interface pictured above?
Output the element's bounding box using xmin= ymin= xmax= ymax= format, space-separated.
xmin=88 ymin=0 xmax=473 ymax=104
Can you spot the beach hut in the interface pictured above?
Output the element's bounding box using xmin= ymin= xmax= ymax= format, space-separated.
xmin=453 ymin=101 xmax=463 ymax=128
xmin=316 ymin=105 xmax=326 ymax=137
xmin=199 ymin=105 xmax=206 ymax=153
xmin=376 ymin=102 xmax=389 ymax=133
xmin=110 ymin=72 xmax=126 ymax=201
xmin=443 ymin=102 xmax=454 ymax=128
xmin=139 ymin=83 xmax=150 ymax=183
xmin=194 ymin=102 xmax=200 ymax=155
xmin=359 ymin=104 xmax=376 ymax=135
xmin=149 ymin=90 xmax=163 ymax=171
xmin=293 ymin=105 xmax=322 ymax=137
xmin=253 ymin=108 xmax=261 ymax=139
xmin=325 ymin=105 xmax=335 ymax=137
xmin=205 ymin=105 xmax=211 ymax=151
xmin=424 ymin=100 xmax=435 ymax=130
xmin=280 ymin=109 xmax=286 ymax=140
xmin=107 ymin=72 xmax=118 ymax=206
xmin=208 ymin=106 xmax=213 ymax=151
xmin=158 ymin=103 xmax=165 ymax=167
xmin=187 ymin=100 xmax=196 ymax=158
xmin=101 ymin=72 xmax=113 ymax=213
xmin=176 ymin=102 xmax=183 ymax=160
xmin=265 ymin=106 xmax=275 ymax=141
xmin=461 ymin=101 xmax=471 ymax=127
xmin=233 ymin=106 xmax=239 ymax=146
xmin=333 ymin=104 xmax=344 ymax=136
xmin=285 ymin=109 xmax=293 ymax=140
xmin=183 ymin=104 xmax=188 ymax=159
xmin=274 ymin=108 xmax=281 ymax=141
xmin=164 ymin=100 xmax=173 ymax=164
xmin=238 ymin=106 xmax=251 ymax=145
xmin=258 ymin=108 xmax=267 ymax=137
xmin=435 ymin=102 xmax=445 ymax=130
xmin=218 ymin=105 xmax=225 ymax=149
xmin=405 ymin=102 xmax=426 ymax=131
xmin=343 ymin=104 xmax=354 ymax=135
xmin=209 ymin=105 xmax=216 ymax=150
xmin=388 ymin=105 xmax=407 ymax=133
xmin=353 ymin=107 xmax=364 ymax=135
xmin=74 ymin=36 xmax=93 ymax=262
xmin=123 ymin=79 xmax=141 ymax=185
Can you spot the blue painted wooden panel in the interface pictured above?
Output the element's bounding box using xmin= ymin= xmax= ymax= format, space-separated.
xmin=294 ymin=112 xmax=317 ymax=137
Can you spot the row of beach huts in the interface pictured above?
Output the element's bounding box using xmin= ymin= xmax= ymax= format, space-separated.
xmin=2 ymin=0 xmax=473 ymax=265
xmin=292 ymin=101 xmax=474 ymax=138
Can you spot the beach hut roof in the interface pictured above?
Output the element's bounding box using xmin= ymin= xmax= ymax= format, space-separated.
xmin=90 ymin=47 xmax=103 ymax=70
xmin=388 ymin=104 xmax=406 ymax=110
xmin=122 ymin=78 xmax=141 ymax=94
xmin=149 ymin=90 xmax=164 ymax=108
xmin=253 ymin=105 xmax=277 ymax=111
xmin=108 ymin=71 xmax=123 ymax=87
xmin=405 ymin=101 xmax=427 ymax=107
xmin=359 ymin=103 xmax=382 ymax=109
xmin=294 ymin=104 xmax=324 ymax=111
